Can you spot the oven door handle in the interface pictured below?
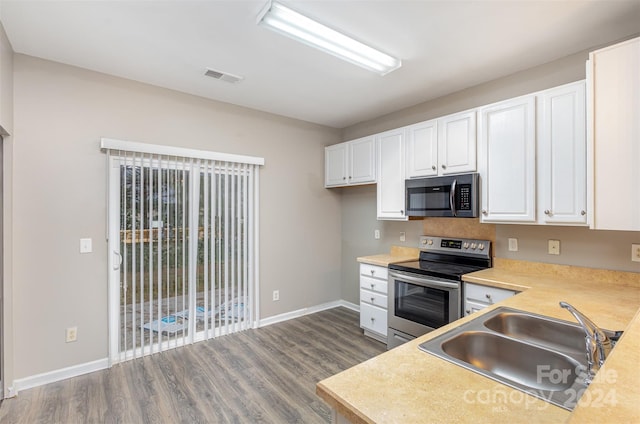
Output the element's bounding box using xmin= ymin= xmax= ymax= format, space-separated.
xmin=389 ymin=271 xmax=460 ymax=290
xmin=450 ymin=178 xmax=457 ymax=217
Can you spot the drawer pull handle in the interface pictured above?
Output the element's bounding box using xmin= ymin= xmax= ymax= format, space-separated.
xmin=370 ymin=283 xmax=375 ymax=289
xmin=485 ymin=294 xmax=492 ymax=301
xmin=466 ymin=309 xmax=471 ymax=315
xmin=371 ymin=297 xmax=375 ymax=303
xmin=371 ymin=317 xmax=375 ymax=323
xmin=370 ymin=269 xmax=375 ymax=276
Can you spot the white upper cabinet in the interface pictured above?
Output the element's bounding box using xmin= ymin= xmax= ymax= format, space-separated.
xmin=324 ymin=136 xmax=376 ymax=187
xmin=588 ymin=37 xmax=640 ymax=231
xmin=325 ymin=142 xmax=348 ymax=187
xmin=538 ymin=81 xmax=587 ymax=225
xmin=406 ymin=111 xmax=476 ymax=179
xmin=349 ymin=136 xmax=377 ymax=185
xmin=437 ymin=110 xmax=477 ymax=175
xmin=406 ymin=119 xmax=438 ymax=178
xmin=479 ymin=95 xmax=537 ymax=223
xmin=377 ymin=128 xmax=407 ymax=220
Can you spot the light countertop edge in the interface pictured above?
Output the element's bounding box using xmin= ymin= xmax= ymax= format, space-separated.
xmin=317 ymin=261 xmax=640 ymax=423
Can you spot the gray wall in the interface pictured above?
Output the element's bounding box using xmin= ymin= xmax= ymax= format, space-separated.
xmin=10 ymin=54 xmax=342 ymax=380
xmin=0 ymin=20 xmax=12 ymax=397
xmin=340 ymin=184 xmax=423 ymax=303
xmin=339 ymin=41 xmax=640 ymax=304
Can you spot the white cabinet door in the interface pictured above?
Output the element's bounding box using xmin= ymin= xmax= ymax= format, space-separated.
xmin=348 ymin=136 xmax=376 ymax=185
xmin=589 ymin=37 xmax=640 ymax=231
xmin=324 ymin=143 xmax=347 ymax=187
xmin=479 ymin=96 xmax=536 ymax=223
xmin=406 ymin=119 xmax=438 ymax=178
xmin=538 ymin=81 xmax=587 ymax=225
xmin=377 ymin=129 xmax=407 ymax=220
xmin=438 ymin=110 xmax=477 ymax=175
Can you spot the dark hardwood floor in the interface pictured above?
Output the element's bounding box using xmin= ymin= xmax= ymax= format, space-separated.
xmin=0 ymin=307 xmax=386 ymax=423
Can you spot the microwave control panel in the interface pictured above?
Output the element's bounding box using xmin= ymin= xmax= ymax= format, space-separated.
xmin=458 ymin=184 xmax=472 ymax=210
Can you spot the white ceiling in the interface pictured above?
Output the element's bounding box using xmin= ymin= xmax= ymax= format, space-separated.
xmin=1 ymin=0 xmax=639 ymax=128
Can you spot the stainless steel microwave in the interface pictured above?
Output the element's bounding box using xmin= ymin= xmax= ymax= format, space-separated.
xmin=405 ymin=173 xmax=479 ymax=218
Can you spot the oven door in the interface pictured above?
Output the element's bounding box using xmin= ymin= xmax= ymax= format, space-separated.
xmin=388 ymin=270 xmax=460 ymax=346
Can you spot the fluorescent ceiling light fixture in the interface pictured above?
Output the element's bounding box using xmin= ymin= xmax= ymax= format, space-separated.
xmin=257 ymin=1 xmax=401 ymax=75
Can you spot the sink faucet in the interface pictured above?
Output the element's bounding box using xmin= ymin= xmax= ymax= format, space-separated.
xmin=559 ymin=301 xmax=612 ymax=384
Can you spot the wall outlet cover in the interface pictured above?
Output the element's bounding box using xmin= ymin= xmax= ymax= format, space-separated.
xmin=548 ymin=240 xmax=560 ymax=255
xmin=632 ymin=244 xmax=640 ymax=262
xmin=66 ymin=326 xmax=78 ymax=343
xmin=508 ymin=238 xmax=518 ymax=252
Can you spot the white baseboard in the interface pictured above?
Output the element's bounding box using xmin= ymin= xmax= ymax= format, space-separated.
xmin=258 ymin=299 xmax=359 ymax=327
xmin=13 ymin=357 xmax=109 ymax=395
xmin=10 ymin=299 xmax=359 ymax=394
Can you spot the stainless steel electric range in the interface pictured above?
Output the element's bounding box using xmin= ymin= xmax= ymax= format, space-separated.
xmin=387 ymin=235 xmax=492 ymax=349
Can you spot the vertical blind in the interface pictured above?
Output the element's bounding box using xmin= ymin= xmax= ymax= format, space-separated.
xmin=103 ymin=138 xmax=263 ymax=363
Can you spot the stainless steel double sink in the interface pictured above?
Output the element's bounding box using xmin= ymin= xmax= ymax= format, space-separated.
xmin=419 ymin=307 xmax=606 ymax=410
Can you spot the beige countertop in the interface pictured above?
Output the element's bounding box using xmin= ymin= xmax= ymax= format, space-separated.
xmin=356 ymin=245 xmax=420 ymax=267
xmin=317 ymin=259 xmax=640 ymax=423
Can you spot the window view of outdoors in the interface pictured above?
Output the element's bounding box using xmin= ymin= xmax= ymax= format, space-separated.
xmin=119 ymin=164 xmax=249 ymax=354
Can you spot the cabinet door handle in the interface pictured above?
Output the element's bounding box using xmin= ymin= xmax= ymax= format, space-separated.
xmin=342 ymin=176 xmax=346 ymax=180
xmin=400 ymin=209 xmax=404 ymax=214
xmin=466 ymin=309 xmax=471 ymax=315
xmin=482 ymin=210 xmax=488 ymax=215
xmin=442 ymin=164 xmax=447 ymax=169
xmin=581 ymin=210 xmax=586 ymax=216
xmin=432 ymin=165 xmax=436 ymax=171
xmin=544 ymin=209 xmax=551 ymax=215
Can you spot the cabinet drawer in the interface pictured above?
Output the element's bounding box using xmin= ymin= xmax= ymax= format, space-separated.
xmin=465 ymin=283 xmax=517 ymax=305
xmin=360 ymin=289 xmax=388 ymax=309
xmin=360 ymin=303 xmax=387 ymax=336
xmin=360 ymin=275 xmax=388 ymax=294
xmin=463 ymin=299 xmax=488 ymax=316
xmin=360 ymin=264 xmax=388 ymax=280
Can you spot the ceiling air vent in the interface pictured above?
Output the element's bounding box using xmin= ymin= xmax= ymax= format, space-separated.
xmin=204 ymin=68 xmax=243 ymax=84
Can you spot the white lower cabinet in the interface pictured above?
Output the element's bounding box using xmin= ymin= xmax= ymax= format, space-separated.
xmin=463 ymin=282 xmax=517 ymax=316
xmin=359 ymin=263 xmax=388 ymax=342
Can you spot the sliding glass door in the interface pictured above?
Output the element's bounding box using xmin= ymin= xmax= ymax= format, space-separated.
xmin=106 ymin=149 xmax=259 ymax=363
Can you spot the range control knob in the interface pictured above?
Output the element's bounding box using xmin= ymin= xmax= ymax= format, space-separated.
xmin=463 ymin=242 xmax=470 ymax=249
xmin=421 ymin=239 xmax=427 ymax=245
xmin=478 ymin=243 xmax=485 ymax=251
xmin=427 ymin=239 xmax=434 ymax=245
xmin=470 ymin=243 xmax=477 ymax=250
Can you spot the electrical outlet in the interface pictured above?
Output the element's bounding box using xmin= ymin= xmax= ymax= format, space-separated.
xmin=508 ymin=238 xmax=518 ymax=252
xmin=400 ymin=232 xmax=406 ymax=242
xmin=632 ymin=244 xmax=640 ymax=263
xmin=66 ymin=326 xmax=78 ymax=343
xmin=374 ymin=230 xmax=380 ymax=240
xmin=548 ymin=240 xmax=560 ymax=255
xmin=272 ymin=290 xmax=280 ymax=301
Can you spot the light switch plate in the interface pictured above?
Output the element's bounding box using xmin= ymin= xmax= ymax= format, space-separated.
xmin=508 ymin=238 xmax=518 ymax=252
xmin=548 ymin=240 xmax=560 ymax=255
xmin=400 ymin=232 xmax=406 ymax=242
xmin=80 ymin=238 xmax=92 ymax=253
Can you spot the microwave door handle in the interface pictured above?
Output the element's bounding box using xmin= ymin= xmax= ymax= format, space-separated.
xmin=450 ymin=179 xmax=457 ymax=217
